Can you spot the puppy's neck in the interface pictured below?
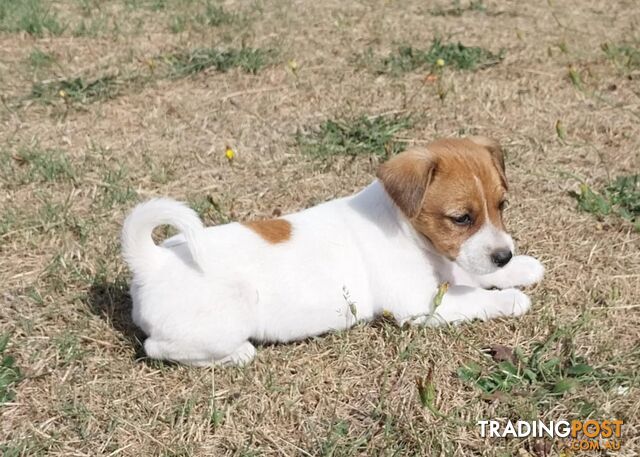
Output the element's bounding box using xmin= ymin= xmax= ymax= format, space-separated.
xmin=351 ymin=180 xmax=436 ymax=253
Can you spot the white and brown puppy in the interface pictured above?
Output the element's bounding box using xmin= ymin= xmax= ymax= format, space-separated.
xmin=122 ymin=137 xmax=544 ymax=366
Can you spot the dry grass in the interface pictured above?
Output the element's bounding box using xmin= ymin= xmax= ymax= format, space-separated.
xmin=1 ymin=0 xmax=639 ymax=455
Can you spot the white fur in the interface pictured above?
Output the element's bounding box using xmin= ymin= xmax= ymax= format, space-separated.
xmin=457 ymin=224 xmax=515 ymax=275
xmin=122 ymin=181 xmax=544 ymax=366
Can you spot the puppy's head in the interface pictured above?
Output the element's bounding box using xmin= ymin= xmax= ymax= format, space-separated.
xmin=378 ymin=136 xmax=513 ymax=275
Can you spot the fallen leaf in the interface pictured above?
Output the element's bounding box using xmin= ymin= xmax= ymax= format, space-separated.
xmin=487 ymin=344 xmax=516 ymax=364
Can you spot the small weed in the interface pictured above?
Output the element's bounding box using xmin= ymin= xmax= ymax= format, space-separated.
xmin=27 ymin=48 xmax=56 ymax=71
xmin=0 ymin=334 xmax=22 ymax=405
xmin=320 ymin=420 xmax=362 ymax=457
xmin=297 ymin=114 xmax=412 ymax=158
xmin=570 ymin=175 xmax=639 ymax=231
xmin=72 ymin=14 xmax=110 ymax=38
xmin=189 ymin=195 xmax=231 ymax=224
xmin=0 ymin=208 xmax=17 ymax=236
xmin=169 ymin=1 xmax=243 ymax=32
xmin=55 ymin=332 xmax=86 ymax=365
xmin=0 ymin=438 xmax=48 ymax=457
xmin=430 ymin=0 xmax=486 ymax=16
xmin=378 ymin=39 xmax=503 ymax=74
xmin=31 ymin=75 xmax=121 ymax=104
xmin=98 ymin=167 xmax=137 ymax=208
xmin=602 ymin=42 xmax=640 ymax=71
xmin=457 ymin=322 xmax=630 ymax=407
xmin=197 ymin=2 xmax=238 ymax=27
xmin=0 ymin=0 xmax=66 ymax=36
xmin=567 ymin=66 xmax=583 ymax=90
xmin=60 ymin=398 xmax=92 ymax=440
xmin=1 ymin=148 xmax=75 ymax=184
xmin=169 ymin=15 xmax=187 ymax=33
xmin=166 ymin=47 xmax=274 ymax=77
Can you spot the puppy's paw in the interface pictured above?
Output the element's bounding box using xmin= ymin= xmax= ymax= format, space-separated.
xmin=505 ymin=255 xmax=545 ymax=287
xmin=496 ymin=288 xmax=531 ymax=317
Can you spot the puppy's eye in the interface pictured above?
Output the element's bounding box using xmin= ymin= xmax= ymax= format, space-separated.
xmin=451 ymin=214 xmax=472 ymax=226
xmin=499 ymin=200 xmax=509 ymax=211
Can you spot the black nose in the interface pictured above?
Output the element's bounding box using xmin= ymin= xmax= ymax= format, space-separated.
xmin=491 ymin=249 xmax=513 ymax=267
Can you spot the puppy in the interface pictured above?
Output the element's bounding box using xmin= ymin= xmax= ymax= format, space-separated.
xmin=122 ymin=136 xmax=544 ymax=366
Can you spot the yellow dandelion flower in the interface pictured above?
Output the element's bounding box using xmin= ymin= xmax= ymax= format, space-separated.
xmin=225 ymin=147 xmax=235 ymax=161
xmin=436 ymin=58 xmax=445 ymax=67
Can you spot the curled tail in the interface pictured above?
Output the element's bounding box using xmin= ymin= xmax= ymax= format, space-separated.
xmin=121 ymin=198 xmax=206 ymax=276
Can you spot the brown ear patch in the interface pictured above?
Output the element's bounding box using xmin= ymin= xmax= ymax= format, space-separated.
xmin=377 ymin=148 xmax=437 ymax=218
xmin=242 ymin=218 xmax=292 ymax=244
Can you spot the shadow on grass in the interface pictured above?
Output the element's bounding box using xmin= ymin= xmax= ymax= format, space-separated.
xmin=86 ymin=277 xmax=147 ymax=361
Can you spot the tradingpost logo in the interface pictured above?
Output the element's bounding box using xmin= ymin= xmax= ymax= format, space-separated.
xmin=478 ymin=419 xmax=624 ymax=451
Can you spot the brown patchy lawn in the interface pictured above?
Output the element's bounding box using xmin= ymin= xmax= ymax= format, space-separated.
xmin=1 ymin=0 xmax=639 ymax=455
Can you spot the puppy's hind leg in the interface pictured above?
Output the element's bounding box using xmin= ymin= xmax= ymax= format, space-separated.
xmin=216 ymin=341 xmax=256 ymax=366
xmin=144 ymin=339 xmax=256 ymax=367
xmin=144 ymin=338 xmax=210 ymax=366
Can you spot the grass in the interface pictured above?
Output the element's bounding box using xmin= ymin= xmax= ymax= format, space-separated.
xmin=27 ymin=48 xmax=56 ymax=72
xmin=571 ymin=175 xmax=640 ymax=231
xmin=602 ymin=42 xmax=640 ymax=71
xmin=457 ymin=322 xmax=627 ymax=403
xmin=188 ymin=194 xmax=232 ymax=224
xmin=98 ymin=166 xmax=138 ymax=208
xmin=1 ymin=0 xmax=639 ymax=455
xmin=430 ymin=0 xmax=486 ymax=16
xmin=297 ymin=114 xmax=412 ymax=158
xmin=0 ymin=0 xmax=66 ymax=36
xmin=169 ymin=2 xmax=241 ymax=33
xmin=0 ymin=334 xmax=22 ymax=405
xmin=31 ymin=75 xmax=123 ymax=105
xmin=369 ymin=38 xmax=503 ymax=75
xmin=166 ymin=47 xmax=274 ymax=77
xmin=1 ymin=147 xmax=75 ymax=185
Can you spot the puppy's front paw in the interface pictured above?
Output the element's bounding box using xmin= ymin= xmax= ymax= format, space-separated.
xmin=497 ymin=288 xmax=531 ymax=317
xmin=506 ymin=255 xmax=545 ymax=287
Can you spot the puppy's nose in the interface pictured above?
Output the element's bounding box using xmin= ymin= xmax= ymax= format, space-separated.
xmin=491 ymin=249 xmax=512 ymax=267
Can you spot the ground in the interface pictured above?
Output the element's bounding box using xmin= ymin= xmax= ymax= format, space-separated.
xmin=0 ymin=0 xmax=639 ymax=455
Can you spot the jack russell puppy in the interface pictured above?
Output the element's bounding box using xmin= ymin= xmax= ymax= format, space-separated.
xmin=122 ymin=136 xmax=544 ymax=366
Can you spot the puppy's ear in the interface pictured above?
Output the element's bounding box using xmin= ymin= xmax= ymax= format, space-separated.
xmin=468 ymin=136 xmax=508 ymax=189
xmin=377 ymin=148 xmax=436 ymax=218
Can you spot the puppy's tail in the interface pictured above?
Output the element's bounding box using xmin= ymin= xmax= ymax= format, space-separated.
xmin=121 ymin=198 xmax=206 ymax=276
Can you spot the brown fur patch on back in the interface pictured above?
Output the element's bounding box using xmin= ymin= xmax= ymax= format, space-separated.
xmin=242 ymin=218 xmax=292 ymax=244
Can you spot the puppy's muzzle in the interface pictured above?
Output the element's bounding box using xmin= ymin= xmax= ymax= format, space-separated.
xmin=491 ymin=249 xmax=513 ymax=267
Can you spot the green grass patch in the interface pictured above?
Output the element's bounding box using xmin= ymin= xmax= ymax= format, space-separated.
xmin=377 ymin=39 xmax=504 ymax=74
xmin=0 ymin=334 xmax=22 ymax=405
xmin=297 ymin=114 xmax=412 ymax=158
xmin=457 ymin=322 xmax=631 ymax=407
xmin=0 ymin=0 xmax=65 ymax=36
xmin=602 ymin=42 xmax=640 ymax=71
xmin=1 ymin=148 xmax=75 ymax=184
xmin=31 ymin=75 xmax=122 ymax=105
xmin=195 ymin=2 xmax=238 ymax=26
xmin=72 ymin=14 xmax=111 ymax=38
xmin=98 ymin=166 xmax=138 ymax=208
xmin=55 ymin=332 xmax=86 ymax=365
xmin=27 ymin=48 xmax=56 ymax=71
xmin=570 ymin=175 xmax=639 ymax=231
xmin=188 ymin=194 xmax=231 ymax=224
xmin=166 ymin=47 xmax=274 ymax=77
